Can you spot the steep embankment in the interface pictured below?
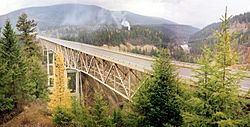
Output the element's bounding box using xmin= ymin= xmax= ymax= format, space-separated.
xmin=3 ymin=101 xmax=53 ymax=127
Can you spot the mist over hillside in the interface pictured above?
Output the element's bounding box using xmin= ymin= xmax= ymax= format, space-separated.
xmin=0 ymin=4 xmax=199 ymax=42
xmin=0 ymin=4 xmax=175 ymax=29
xmin=153 ymin=24 xmax=199 ymax=42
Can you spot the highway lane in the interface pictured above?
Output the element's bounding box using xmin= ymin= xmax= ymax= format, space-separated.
xmin=38 ymin=36 xmax=250 ymax=91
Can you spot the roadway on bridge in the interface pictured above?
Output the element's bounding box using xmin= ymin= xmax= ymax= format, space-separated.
xmin=39 ymin=36 xmax=250 ymax=92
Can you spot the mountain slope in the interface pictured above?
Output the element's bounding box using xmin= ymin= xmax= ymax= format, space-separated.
xmin=0 ymin=3 xmax=199 ymax=46
xmin=188 ymin=12 xmax=250 ymax=64
xmin=0 ymin=4 xmax=175 ymax=30
xmin=154 ymin=24 xmax=199 ymax=41
xmin=189 ymin=12 xmax=250 ymax=43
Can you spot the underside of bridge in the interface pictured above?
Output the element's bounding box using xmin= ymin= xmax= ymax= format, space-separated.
xmin=66 ymin=70 xmax=127 ymax=106
xmin=39 ymin=37 xmax=145 ymax=104
xmin=79 ymin=73 xmax=126 ymax=106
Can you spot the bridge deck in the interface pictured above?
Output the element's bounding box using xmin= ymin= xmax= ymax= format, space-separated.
xmin=38 ymin=36 xmax=153 ymax=72
xmin=38 ymin=36 xmax=250 ymax=92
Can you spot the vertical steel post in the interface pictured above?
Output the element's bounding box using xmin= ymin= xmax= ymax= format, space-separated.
xmin=46 ymin=47 xmax=50 ymax=86
xmin=76 ymin=71 xmax=80 ymax=101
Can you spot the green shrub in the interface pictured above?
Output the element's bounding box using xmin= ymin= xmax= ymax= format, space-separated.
xmin=0 ymin=96 xmax=14 ymax=112
xmin=71 ymin=97 xmax=92 ymax=127
xmin=112 ymin=109 xmax=124 ymax=127
xmin=52 ymin=106 xmax=74 ymax=126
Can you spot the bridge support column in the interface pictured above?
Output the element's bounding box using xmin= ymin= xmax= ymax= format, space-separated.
xmin=46 ymin=48 xmax=50 ymax=87
xmin=79 ymin=72 xmax=83 ymax=105
xmin=75 ymin=71 xmax=80 ymax=101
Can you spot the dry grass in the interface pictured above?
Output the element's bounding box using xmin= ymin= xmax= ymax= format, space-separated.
xmin=3 ymin=101 xmax=53 ymax=127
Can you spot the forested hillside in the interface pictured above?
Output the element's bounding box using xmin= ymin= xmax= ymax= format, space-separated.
xmin=190 ymin=12 xmax=250 ymax=43
xmin=0 ymin=3 xmax=200 ymax=62
xmin=187 ymin=12 xmax=250 ymax=64
xmin=60 ymin=25 xmax=163 ymax=47
xmin=57 ymin=24 xmax=198 ymax=57
xmin=43 ymin=24 xmax=199 ymax=53
xmin=0 ymin=4 xmax=199 ymax=53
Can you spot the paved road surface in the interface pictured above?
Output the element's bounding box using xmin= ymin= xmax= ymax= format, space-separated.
xmin=38 ymin=36 xmax=250 ymax=91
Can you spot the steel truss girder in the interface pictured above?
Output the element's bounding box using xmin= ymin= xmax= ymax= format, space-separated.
xmin=40 ymin=40 xmax=143 ymax=100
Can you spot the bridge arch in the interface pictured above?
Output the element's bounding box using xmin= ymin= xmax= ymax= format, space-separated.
xmin=39 ymin=37 xmax=144 ymax=101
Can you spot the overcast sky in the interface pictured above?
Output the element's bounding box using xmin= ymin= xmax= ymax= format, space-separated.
xmin=0 ymin=0 xmax=249 ymax=28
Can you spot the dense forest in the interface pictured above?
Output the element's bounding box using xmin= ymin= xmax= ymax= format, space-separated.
xmin=231 ymin=12 xmax=250 ymax=24
xmin=59 ymin=25 xmax=164 ymax=57
xmin=0 ymin=13 xmax=48 ymax=124
xmin=59 ymin=25 xmax=198 ymax=61
xmin=60 ymin=25 xmax=164 ymax=47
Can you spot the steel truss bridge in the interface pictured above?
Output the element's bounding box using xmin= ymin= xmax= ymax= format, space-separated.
xmin=38 ymin=36 xmax=250 ymax=101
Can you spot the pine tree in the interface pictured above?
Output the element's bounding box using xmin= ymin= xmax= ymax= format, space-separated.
xmin=134 ymin=49 xmax=183 ymax=127
xmin=182 ymin=8 xmax=246 ymax=126
xmin=27 ymin=56 xmax=48 ymax=99
xmin=16 ymin=13 xmax=47 ymax=99
xmin=48 ymin=51 xmax=72 ymax=112
xmin=0 ymin=20 xmax=29 ymax=112
xmin=91 ymin=93 xmax=112 ymax=127
xmin=112 ymin=109 xmax=124 ymax=127
xmin=0 ymin=52 xmax=14 ymax=113
xmin=71 ymin=97 xmax=92 ymax=127
xmin=16 ymin=13 xmax=40 ymax=57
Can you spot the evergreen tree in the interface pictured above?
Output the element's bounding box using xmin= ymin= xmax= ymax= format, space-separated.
xmin=134 ymin=49 xmax=183 ymax=127
xmin=0 ymin=20 xmax=29 ymax=112
xmin=182 ymin=8 xmax=247 ymax=126
xmin=52 ymin=106 xmax=74 ymax=126
xmin=16 ymin=13 xmax=47 ymax=99
xmin=16 ymin=13 xmax=40 ymax=57
xmin=0 ymin=48 xmax=14 ymax=113
xmin=72 ymin=97 xmax=92 ymax=127
xmin=112 ymin=109 xmax=124 ymax=127
xmin=91 ymin=93 xmax=112 ymax=127
xmin=48 ymin=51 xmax=72 ymax=112
xmin=27 ymin=56 xmax=48 ymax=99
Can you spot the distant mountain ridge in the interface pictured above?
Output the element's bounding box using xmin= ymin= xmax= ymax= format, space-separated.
xmin=0 ymin=4 xmax=199 ymax=44
xmin=0 ymin=4 xmax=175 ymax=29
xmin=187 ymin=12 xmax=250 ymax=64
xmin=189 ymin=12 xmax=250 ymax=43
xmin=154 ymin=24 xmax=199 ymax=41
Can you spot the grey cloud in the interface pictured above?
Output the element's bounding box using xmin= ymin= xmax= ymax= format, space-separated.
xmin=0 ymin=0 xmax=250 ymax=28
